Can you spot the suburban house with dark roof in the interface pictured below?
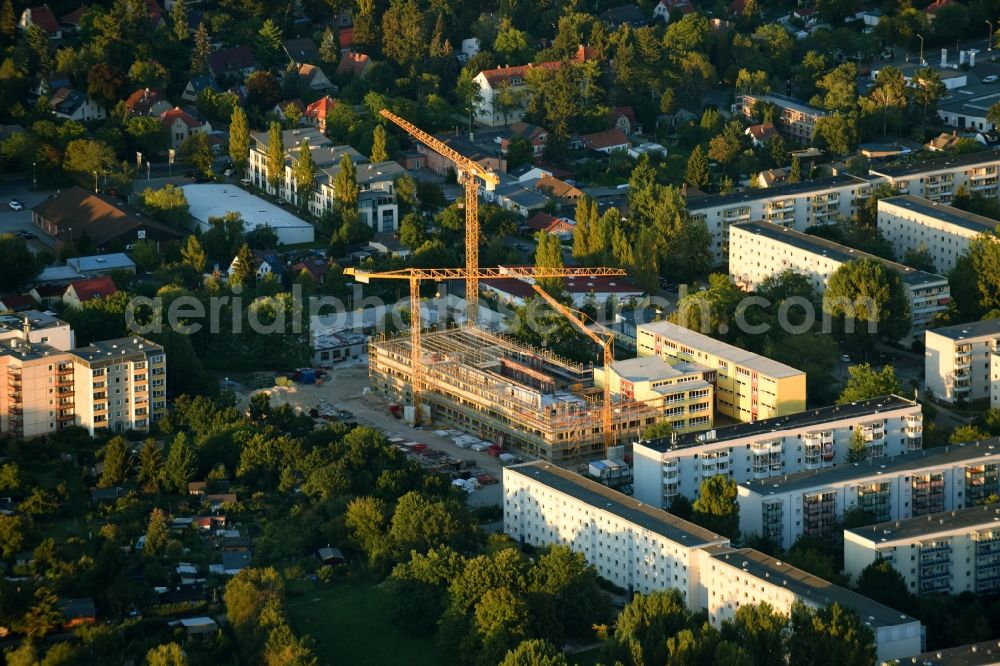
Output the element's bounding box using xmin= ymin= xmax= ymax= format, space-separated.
xmin=19 ymin=4 xmax=61 ymax=39
xmin=600 ymin=4 xmax=648 ymax=26
xmin=160 ymin=107 xmax=212 ymax=150
xmin=49 ymin=88 xmax=106 ymax=122
xmin=283 ymin=37 xmax=320 ymax=64
xmin=208 ymin=46 xmax=258 ymax=79
xmin=472 ymin=46 xmax=592 ymax=127
xmin=182 ymin=74 xmax=219 ymax=103
xmin=63 ymin=276 xmax=118 ymax=307
xmin=59 ymin=4 xmax=86 ymax=32
xmin=32 ymin=187 xmax=181 ymax=252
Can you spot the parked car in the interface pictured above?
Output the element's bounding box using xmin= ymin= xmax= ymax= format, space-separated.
xmin=841 ymin=354 xmax=851 ymax=363
xmin=8 ymin=199 xmax=23 ymax=210
xmin=984 ymin=75 xmax=999 ymax=84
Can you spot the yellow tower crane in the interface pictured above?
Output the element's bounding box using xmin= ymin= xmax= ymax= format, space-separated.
xmin=377 ymin=109 xmax=501 ymax=326
xmin=529 ymin=284 xmax=616 ymax=450
xmin=345 ymin=266 xmax=628 ymax=424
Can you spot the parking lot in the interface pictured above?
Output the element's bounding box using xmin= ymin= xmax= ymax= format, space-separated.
xmin=0 ymin=190 xmax=56 ymax=253
xmin=231 ymin=362 xmax=506 ymax=507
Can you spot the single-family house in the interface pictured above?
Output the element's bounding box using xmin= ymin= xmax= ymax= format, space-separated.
xmin=19 ymin=5 xmax=61 ymax=39
xmin=290 ymin=258 xmax=330 ymax=284
xmin=317 ymin=547 xmax=346 ymax=565
xmin=654 ymin=0 xmax=695 ymax=22
xmin=228 ymin=250 xmax=284 ymax=281
xmin=49 ymin=88 xmax=106 ymax=122
xmin=609 ymin=107 xmax=642 ymax=135
xmin=63 ymin=276 xmax=118 ymax=307
xmin=295 ymin=63 xmax=334 ymax=91
xmin=600 ymin=4 xmax=647 ymax=27
xmin=0 ymin=294 xmax=37 ymax=312
xmin=745 ymin=122 xmax=780 ymax=147
xmin=273 ymin=99 xmax=304 ymax=121
xmin=496 ymin=183 xmax=550 ymax=217
xmin=532 ymin=175 xmax=584 ymax=205
xmin=337 ymin=50 xmax=370 ymax=78
xmin=29 ymin=284 xmax=68 ymax=305
xmin=368 ymin=236 xmax=413 ymax=259
xmin=925 ymin=131 xmax=964 ymax=152
xmin=205 ymin=493 xmax=237 ymax=512
xmin=304 ymin=96 xmax=335 ymax=133
xmin=188 ymin=481 xmax=208 ymax=496
xmin=283 ymin=37 xmax=320 ymax=64
xmin=169 ymin=617 xmax=218 ymax=641
xmin=580 ymin=129 xmax=630 ymax=153
xmin=501 ymin=122 xmax=549 ymax=157
xmin=160 ymin=107 xmax=212 ymax=151
xmin=755 ymin=168 xmax=787 ymax=188
xmin=124 ymin=88 xmax=172 ymax=117
xmin=208 ymin=46 xmax=258 ymax=79
xmin=182 ymin=74 xmax=219 ymax=103
xmin=525 ymin=212 xmax=575 ymax=239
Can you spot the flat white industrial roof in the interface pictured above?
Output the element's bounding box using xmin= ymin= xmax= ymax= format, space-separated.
xmin=181 ymin=184 xmax=313 ymax=231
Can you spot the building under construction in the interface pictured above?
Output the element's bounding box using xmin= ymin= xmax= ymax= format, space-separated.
xmin=368 ymin=326 xmax=715 ymax=465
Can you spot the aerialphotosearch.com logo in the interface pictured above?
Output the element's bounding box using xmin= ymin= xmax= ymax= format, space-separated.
xmin=122 ymin=282 xmax=880 ymax=339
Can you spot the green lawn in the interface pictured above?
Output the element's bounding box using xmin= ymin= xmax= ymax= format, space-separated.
xmin=287 ymin=581 xmax=443 ymax=666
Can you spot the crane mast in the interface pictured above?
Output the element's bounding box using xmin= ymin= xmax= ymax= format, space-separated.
xmin=377 ymin=109 xmax=500 ymax=326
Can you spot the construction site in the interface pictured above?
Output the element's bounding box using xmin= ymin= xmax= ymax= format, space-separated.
xmin=368 ymin=326 xmax=671 ymax=465
xmin=357 ymin=110 xmax=710 ymax=466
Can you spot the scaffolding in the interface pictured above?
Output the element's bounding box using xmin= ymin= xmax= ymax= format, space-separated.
xmin=369 ymin=327 xmax=664 ymax=465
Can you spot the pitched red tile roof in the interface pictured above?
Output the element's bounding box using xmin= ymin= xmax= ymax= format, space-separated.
xmin=305 ymin=96 xmax=335 ymax=120
xmin=478 ymin=46 xmax=592 ymax=88
xmin=746 ymin=122 xmax=779 ymax=142
xmin=159 ymin=107 xmax=203 ymax=129
xmin=337 ymin=51 xmax=369 ymax=76
xmin=611 ymin=106 xmax=637 ymax=123
xmin=67 ymin=276 xmax=117 ymax=302
xmin=525 ymin=212 xmax=575 ymax=234
xmin=125 ymin=88 xmax=165 ymax=114
xmin=27 ymin=4 xmax=60 ymax=34
xmin=581 ymin=129 xmax=629 ymax=150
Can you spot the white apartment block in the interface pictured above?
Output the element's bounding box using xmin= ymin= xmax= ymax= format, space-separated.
xmin=925 ymin=318 xmax=1000 ymax=404
xmin=636 ymin=321 xmax=806 ymax=424
xmin=632 ymin=394 xmax=923 ymax=517
xmin=737 ymin=440 xmax=1000 ymax=549
xmin=729 ymin=221 xmax=950 ymax=342
xmin=503 ymin=462 xmax=730 ymax=605
xmin=869 ymin=149 xmax=1000 ymax=203
xmin=844 ymin=504 xmax=1000 ymax=596
xmin=687 ymin=175 xmax=875 ymax=263
xmin=702 ymin=547 xmax=923 ymax=663
xmin=247 ymin=127 xmax=403 ymax=233
xmin=877 ymin=195 xmax=999 ymax=274
xmin=504 ymin=462 xmax=923 ymax=664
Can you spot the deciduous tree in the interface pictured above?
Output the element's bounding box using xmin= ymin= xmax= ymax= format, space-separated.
xmin=292 ymin=139 xmax=316 ymax=209
xmin=692 ymin=475 xmax=740 ymax=539
xmin=265 ymin=122 xmax=284 ymax=194
xmin=371 ymin=125 xmax=388 ymax=163
xmin=229 ymin=106 xmax=250 ymax=174
xmin=824 ymin=258 xmax=911 ymax=342
xmin=837 ymin=363 xmax=902 ymax=404
xmin=0 ymin=235 xmax=43 ymax=290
